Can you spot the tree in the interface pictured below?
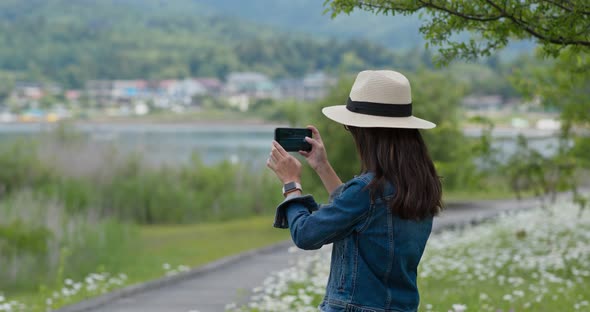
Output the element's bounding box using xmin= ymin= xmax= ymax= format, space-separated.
xmin=325 ymin=0 xmax=589 ymax=121
xmin=0 ymin=75 xmax=14 ymax=103
xmin=513 ymin=49 xmax=590 ymax=126
xmin=326 ymin=0 xmax=590 ymax=209
xmin=509 ymin=47 xmax=589 ymax=213
xmin=325 ymin=0 xmax=590 ymax=62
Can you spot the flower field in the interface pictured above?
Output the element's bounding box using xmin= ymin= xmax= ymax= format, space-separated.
xmin=235 ymin=201 xmax=590 ymax=312
xmin=0 ymin=272 xmax=128 ymax=312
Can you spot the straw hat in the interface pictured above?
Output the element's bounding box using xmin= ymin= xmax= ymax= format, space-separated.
xmin=322 ymin=70 xmax=436 ymax=129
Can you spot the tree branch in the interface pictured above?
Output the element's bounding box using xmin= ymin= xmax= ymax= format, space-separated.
xmin=540 ymin=0 xmax=573 ymax=12
xmin=418 ymin=0 xmax=505 ymax=22
xmin=358 ymin=1 xmax=504 ymax=22
xmin=357 ymin=1 xmax=424 ymax=14
xmin=541 ymin=0 xmax=590 ymax=15
xmin=483 ymin=0 xmax=590 ymax=46
xmin=354 ymin=0 xmax=590 ymax=47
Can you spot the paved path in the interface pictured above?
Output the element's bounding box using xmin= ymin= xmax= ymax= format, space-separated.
xmin=58 ymin=196 xmax=546 ymax=312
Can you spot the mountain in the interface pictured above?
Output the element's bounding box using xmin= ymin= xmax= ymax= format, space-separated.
xmin=194 ymin=0 xmax=426 ymax=49
xmin=193 ymin=0 xmax=535 ymax=55
xmin=0 ymin=0 xmax=533 ymax=89
xmin=0 ymin=0 xmax=410 ymax=89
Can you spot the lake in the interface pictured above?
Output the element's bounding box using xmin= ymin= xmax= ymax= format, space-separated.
xmin=0 ymin=123 xmax=562 ymax=167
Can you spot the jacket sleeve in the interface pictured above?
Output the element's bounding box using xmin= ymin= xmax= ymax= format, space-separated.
xmin=273 ymin=194 xmax=318 ymax=229
xmin=273 ymin=179 xmax=371 ymax=250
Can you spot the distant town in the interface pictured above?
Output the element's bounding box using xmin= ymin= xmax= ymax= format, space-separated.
xmin=0 ymin=70 xmax=558 ymax=130
xmin=0 ymin=71 xmax=337 ymax=123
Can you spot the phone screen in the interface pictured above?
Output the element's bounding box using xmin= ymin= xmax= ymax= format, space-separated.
xmin=274 ymin=128 xmax=312 ymax=152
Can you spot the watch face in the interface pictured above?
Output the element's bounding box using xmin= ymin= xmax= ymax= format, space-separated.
xmin=284 ymin=182 xmax=296 ymax=191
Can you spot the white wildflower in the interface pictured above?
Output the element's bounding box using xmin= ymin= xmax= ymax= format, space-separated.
xmin=166 ymin=269 xmax=178 ymax=276
xmin=178 ymin=265 xmax=190 ymax=272
xmin=283 ymin=295 xmax=296 ymax=305
xmin=513 ymin=290 xmax=525 ymax=297
xmin=62 ymin=288 xmax=71 ymax=296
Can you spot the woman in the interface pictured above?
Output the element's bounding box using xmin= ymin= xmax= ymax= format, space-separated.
xmin=266 ymin=70 xmax=442 ymax=312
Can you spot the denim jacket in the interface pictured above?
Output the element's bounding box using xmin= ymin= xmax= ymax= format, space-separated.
xmin=274 ymin=172 xmax=433 ymax=312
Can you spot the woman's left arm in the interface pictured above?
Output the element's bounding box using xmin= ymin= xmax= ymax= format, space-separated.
xmin=280 ymin=179 xmax=371 ymax=250
xmin=267 ymin=142 xmax=371 ymax=250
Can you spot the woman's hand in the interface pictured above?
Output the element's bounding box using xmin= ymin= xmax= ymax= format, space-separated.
xmin=267 ymin=140 xmax=302 ymax=184
xmin=299 ymin=125 xmax=329 ymax=171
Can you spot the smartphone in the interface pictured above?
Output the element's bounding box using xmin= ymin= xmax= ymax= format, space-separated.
xmin=274 ymin=128 xmax=312 ymax=152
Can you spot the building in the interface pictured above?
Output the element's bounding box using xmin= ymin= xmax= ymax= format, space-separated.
xmin=8 ymin=82 xmax=63 ymax=110
xmin=85 ymin=80 xmax=114 ymax=105
xmin=224 ymin=72 xmax=278 ymax=99
xmin=111 ymin=80 xmax=149 ymax=101
xmin=462 ymin=95 xmax=504 ymax=111
xmin=160 ymin=79 xmax=205 ymax=98
xmin=222 ymin=72 xmax=280 ymax=111
xmin=194 ymin=78 xmax=222 ymax=97
xmin=302 ymin=72 xmax=336 ymax=101
xmin=86 ymin=78 xmax=222 ymax=107
xmin=11 ymin=82 xmax=61 ymax=101
xmin=277 ymin=78 xmax=305 ymax=101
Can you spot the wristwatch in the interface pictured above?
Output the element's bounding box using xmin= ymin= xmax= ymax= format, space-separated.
xmin=282 ymin=181 xmax=302 ymax=196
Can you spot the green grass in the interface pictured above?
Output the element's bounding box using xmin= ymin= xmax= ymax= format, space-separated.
xmin=126 ymin=215 xmax=290 ymax=283
xmin=443 ymin=173 xmax=539 ymax=203
xmin=443 ymin=188 xmax=531 ymax=202
xmin=7 ymin=215 xmax=290 ymax=311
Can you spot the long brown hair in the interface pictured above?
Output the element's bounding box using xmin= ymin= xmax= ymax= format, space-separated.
xmin=348 ymin=126 xmax=442 ymax=220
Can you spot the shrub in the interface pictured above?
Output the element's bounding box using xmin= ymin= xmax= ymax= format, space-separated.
xmin=0 ymin=191 xmax=137 ymax=293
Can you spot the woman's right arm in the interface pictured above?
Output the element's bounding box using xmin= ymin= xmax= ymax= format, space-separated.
xmin=313 ymin=162 xmax=342 ymax=195
xmin=299 ymin=125 xmax=343 ymax=194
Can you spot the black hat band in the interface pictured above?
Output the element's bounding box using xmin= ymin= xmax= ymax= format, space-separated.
xmin=346 ymin=97 xmax=412 ymax=117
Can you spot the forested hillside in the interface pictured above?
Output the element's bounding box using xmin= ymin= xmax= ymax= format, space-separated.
xmin=196 ymin=0 xmax=535 ymax=54
xmin=196 ymin=0 xmax=425 ymax=49
xmin=0 ymin=0 xmax=405 ymax=89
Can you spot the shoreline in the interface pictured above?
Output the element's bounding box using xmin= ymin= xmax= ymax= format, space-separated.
xmin=0 ymin=120 xmax=563 ymax=138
